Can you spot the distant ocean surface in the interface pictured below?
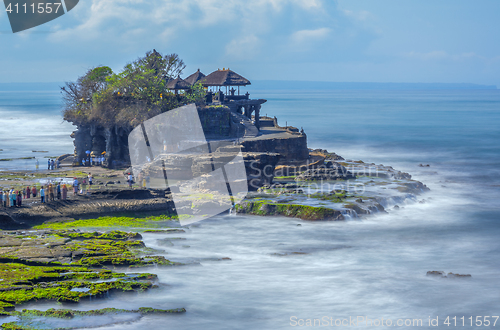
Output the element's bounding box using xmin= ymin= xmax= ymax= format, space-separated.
xmin=0 ymin=86 xmax=74 ymax=170
xmin=1 ymin=83 xmax=500 ymax=329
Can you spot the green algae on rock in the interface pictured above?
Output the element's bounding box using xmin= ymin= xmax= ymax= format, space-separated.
xmin=2 ymin=307 xmax=186 ymax=330
xmin=0 ymin=229 xmax=179 ymax=316
xmin=236 ymin=201 xmax=344 ymax=221
xmin=33 ymin=215 xmax=181 ymax=230
xmin=0 ymin=261 xmax=157 ymax=313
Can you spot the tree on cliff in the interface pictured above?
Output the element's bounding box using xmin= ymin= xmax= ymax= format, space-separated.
xmin=62 ymin=66 xmax=113 ymax=126
xmin=62 ymin=50 xmax=205 ymax=129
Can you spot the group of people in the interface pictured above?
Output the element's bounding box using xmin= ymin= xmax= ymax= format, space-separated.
xmin=127 ymin=172 xmax=150 ymax=189
xmin=39 ymin=183 xmax=69 ymax=203
xmin=71 ymin=173 xmax=93 ymax=194
xmin=1 ymin=183 xmax=69 ymax=207
xmin=81 ymin=156 xmax=105 ymax=167
xmin=47 ymin=159 xmax=60 ymax=170
xmin=1 ymin=189 xmax=25 ymax=207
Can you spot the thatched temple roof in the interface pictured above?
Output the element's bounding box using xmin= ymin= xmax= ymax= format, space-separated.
xmin=185 ymin=69 xmax=206 ymax=85
xmin=200 ymin=69 xmax=251 ymax=87
xmin=166 ymin=76 xmax=191 ymax=90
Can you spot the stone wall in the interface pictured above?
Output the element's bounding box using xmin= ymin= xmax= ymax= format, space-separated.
xmin=198 ymin=106 xmax=232 ymax=138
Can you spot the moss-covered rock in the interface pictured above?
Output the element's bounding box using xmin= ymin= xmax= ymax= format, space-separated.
xmin=33 ymin=215 xmax=180 ymax=230
xmin=0 ymin=229 xmax=179 ymax=315
xmin=2 ymin=307 xmax=186 ymax=329
xmin=236 ymin=201 xmax=344 ymax=221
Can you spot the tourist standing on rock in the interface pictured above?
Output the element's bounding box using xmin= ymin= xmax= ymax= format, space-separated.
xmin=56 ymin=183 xmax=61 ymax=200
xmin=88 ymin=173 xmax=93 ymax=189
xmin=26 ymin=186 xmax=31 ymax=199
xmin=62 ymin=184 xmax=68 ymax=200
xmin=48 ymin=184 xmax=54 ymax=202
xmin=4 ymin=190 xmax=9 ymax=207
xmin=82 ymin=178 xmax=87 ymax=194
xmin=10 ymin=190 xmax=16 ymax=207
xmin=32 ymin=186 xmax=37 ymax=198
xmin=48 ymin=159 xmax=51 ymax=170
xmin=51 ymin=159 xmax=55 ymax=171
xmin=35 ymin=159 xmax=39 ymax=171
xmin=17 ymin=191 xmax=22 ymax=207
xmin=127 ymin=173 xmax=133 ymax=188
xmin=40 ymin=186 xmax=45 ymax=203
xmin=73 ymin=177 xmax=78 ymax=195
xmin=56 ymin=159 xmax=60 ymax=169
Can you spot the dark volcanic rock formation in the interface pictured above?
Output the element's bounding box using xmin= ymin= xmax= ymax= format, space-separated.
xmin=135 ymin=147 xmax=281 ymax=192
xmin=241 ymin=134 xmax=309 ymax=161
xmin=71 ymin=106 xmax=241 ymax=168
xmin=71 ymin=124 xmax=131 ymax=168
xmin=0 ymin=211 xmax=27 ymax=230
xmin=3 ymin=189 xmax=176 ymax=227
xmin=296 ymin=162 xmax=356 ymax=181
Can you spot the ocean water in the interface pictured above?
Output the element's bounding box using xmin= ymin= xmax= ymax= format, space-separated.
xmin=2 ymin=86 xmax=500 ymax=329
xmin=0 ymin=89 xmax=75 ymax=171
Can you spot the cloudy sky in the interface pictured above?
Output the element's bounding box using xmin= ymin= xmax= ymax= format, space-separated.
xmin=1 ymin=0 xmax=499 ymax=86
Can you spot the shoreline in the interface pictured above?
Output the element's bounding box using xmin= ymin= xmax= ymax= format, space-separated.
xmin=0 ymin=149 xmax=429 ymax=228
xmin=0 ymin=149 xmax=429 ymax=328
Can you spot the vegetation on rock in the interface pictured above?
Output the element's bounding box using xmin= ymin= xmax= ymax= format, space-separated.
xmin=236 ymin=201 xmax=344 ymax=221
xmin=0 ymin=229 xmax=180 ymax=317
xmin=62 ymin=50 xmax=205 ymax=128
xmin=34 ymin=215 xmax=180 ymax=230
xmin=2 ymin=307 xmax=186 ymax=329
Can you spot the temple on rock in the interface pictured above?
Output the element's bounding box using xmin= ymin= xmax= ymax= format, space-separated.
xmin=166 ymin=68 xmax=267 ymax=130
xmin=71 ymin=68 xmax=308 ymax=170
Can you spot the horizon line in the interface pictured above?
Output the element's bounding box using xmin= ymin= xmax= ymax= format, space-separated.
xmin=0 ymin=80 xmax=497 ymax=90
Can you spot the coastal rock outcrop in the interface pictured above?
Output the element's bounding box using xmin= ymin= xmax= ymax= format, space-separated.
xmin=135 ymin=147 xmax=281 ymax=191
xmin=236 ymin=201 xmax=345 ymax=221
xmin=241 ymin=134 xmax=309 ymax=161
xmin=3 ymin=189 xmax=177 ymax=227
xmin=296 ymin=162 xmax=356 ymax=181
xmin=426 ymin=271 xmax=471 ymax=278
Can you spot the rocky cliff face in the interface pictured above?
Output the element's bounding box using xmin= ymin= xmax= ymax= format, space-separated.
xmin=134 ymin=145 xmax=281 ymax=192
xmin=71 ymin=124 xmax=131 ymax=168
xmin=241 ymin=134 xmax=309 ymax=161
xmin=72 ymin=106 xmax=243 ymax=168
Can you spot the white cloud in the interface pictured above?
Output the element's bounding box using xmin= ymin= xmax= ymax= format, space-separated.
xmin=41 ymin=0 xmax=342 ymax=62
xmin=225 ymin=34 xmax=260 ymax=60
xmin=0 ymin=0 xmax=378 ymax=81
xmin=342 ymin=9 xmax=372 ymax=22
xmin=291 ymin=28 xmax=331 ymax=44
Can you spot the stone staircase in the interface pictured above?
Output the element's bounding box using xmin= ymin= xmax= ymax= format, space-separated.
xmin=229 ymin=112 xmax=259 ymax=138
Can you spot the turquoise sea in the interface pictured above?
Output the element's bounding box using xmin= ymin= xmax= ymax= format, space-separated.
xmin=1 ymin=84 xmax=500 ymax=329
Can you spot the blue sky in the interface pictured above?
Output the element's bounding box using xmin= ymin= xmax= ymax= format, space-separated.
xmin=1 ymin=0 xmax=499 ymax=86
